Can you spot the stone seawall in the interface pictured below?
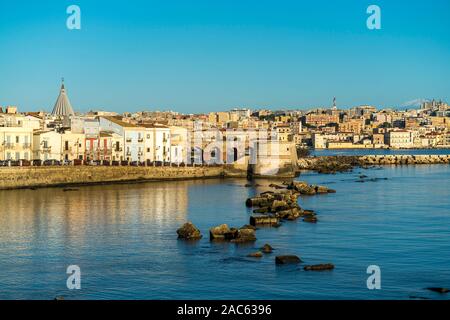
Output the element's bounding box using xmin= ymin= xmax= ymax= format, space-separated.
xmin=0 ymin=166 xmax=227 ymax=190
xmin=358 ymin=154 xmax=450 ymax=165
xmin=297 ymin=154 xmax=450 ymax=171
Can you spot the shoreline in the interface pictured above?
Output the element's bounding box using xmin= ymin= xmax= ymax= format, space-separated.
xmin=1 ymin=154 xmax=449 ymax=190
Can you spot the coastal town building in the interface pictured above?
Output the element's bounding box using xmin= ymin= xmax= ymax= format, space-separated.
xmin=0 ymin=127 xmax=34 ymax=160
xmin=385 ymin=130 xmax=414 ymax=148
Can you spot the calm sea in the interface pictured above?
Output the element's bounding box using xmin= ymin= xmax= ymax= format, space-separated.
xmin=0 ymin=157 xmax=450 ymax=299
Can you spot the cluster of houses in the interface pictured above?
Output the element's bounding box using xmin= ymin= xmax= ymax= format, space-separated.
xmin=2 ymin=82 xmax=449 ymax=164
xmin=0 ymin=83 xmax=184 ymax=163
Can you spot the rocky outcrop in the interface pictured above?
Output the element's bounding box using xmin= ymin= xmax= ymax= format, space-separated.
xmin=287 ymin=181 xmax=336 ymax=195
xmin=245 ymin=180 xmax=335 ymax=226
xmin=177 ymin=222 xmax=202 ymax=240
xmin=275 ymin=255 xmax=302 ymax=264
xmin=304 ymin=263 xmax=334 ymax=271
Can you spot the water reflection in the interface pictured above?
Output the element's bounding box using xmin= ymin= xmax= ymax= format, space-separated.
xmin=0 ymin=181 xmax=192 ymax=254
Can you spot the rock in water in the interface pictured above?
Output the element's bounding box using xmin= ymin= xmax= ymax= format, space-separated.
xmin=240 ymin=224 xmax=257 ymax=230
xmin=231 ymin=228 xmax=256 ymax=243
xmin=261 ymin=244 xmax=274 ymax=253
xmin=177 ymin=222 xmax=202 ymax=240
xmin=209 ymin=224 xmax=231 ymax=240
xmin=275 ymin=255 xmax=302 ymax=264
xmin=247 ymin=251 xmax=263 ymax=258
xmin=303 ymin=216 xmax=318 ymax=223
xmin=426 ymin=287 xmax=449 ymax=294
xmin=304 ymin=264 xmax=335 ymax=271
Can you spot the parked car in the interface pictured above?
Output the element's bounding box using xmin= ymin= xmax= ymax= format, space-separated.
xmin=43 ymin=159 xmax=60 ymax=166
xmin=20 ymin=160 xmax=31 ymax=167
xmin=62 ymin=159 xmax=72 ymax=166
xmin=8 ymin=160 xmax=20 ymax=167
xmin=32 ymin=160 xmax=42 ymax=166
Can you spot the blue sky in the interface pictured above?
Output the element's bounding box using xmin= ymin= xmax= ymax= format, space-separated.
xmin=0 ymin=0 xmax=449 ymax=113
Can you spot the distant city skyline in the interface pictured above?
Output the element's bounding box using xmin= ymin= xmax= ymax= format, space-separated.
xmin=1 ymin=0 xmax=449 ymax=113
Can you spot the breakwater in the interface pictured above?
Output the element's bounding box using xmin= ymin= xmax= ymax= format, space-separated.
xmin=297 ymin=154 xmax=450 ymax=173
xmin=358 ymin=154 xmax=450 ymax=165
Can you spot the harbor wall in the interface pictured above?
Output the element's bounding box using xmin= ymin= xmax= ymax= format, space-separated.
xmin=0 ymin=166 xmax=227 ymax=190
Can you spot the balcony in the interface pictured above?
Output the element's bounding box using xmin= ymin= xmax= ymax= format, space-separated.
xmin=22 ymin=143 xmax=32 ymax=149
xmin=126 ymin=138 xmax=132 ymax=143
xmin=3 ymin=143 xmax=15 ymax=149
xmin=138 ymin=138 xmax=144 ymax=143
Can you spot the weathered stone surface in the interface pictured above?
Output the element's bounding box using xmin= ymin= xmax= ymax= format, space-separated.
xmin=253 ymin=207 xmax=269 ymax=214
xmin=271 ymin=200 xmax=288 ymax=211
xmin=250 ymin=215 xmax=279 ymax=226
xmin=177 ymin=222 xmax=202 ymax=240
xmin=240 ymin=224 xmax=257 ymax=230
xmin=231 ymin=228 xmax=257 ymax=243
xmin=0 ymin=166 xmax=226 ymax=190
xmin=209 ymin=224 xmax=231 ymax=240
xmin=246 ymin=197 xmax=269 ymax=208
xmin=275 ymin=255 xmax=302 ymax=264
xmin=304 ymin=264 xmax=335 ymax=271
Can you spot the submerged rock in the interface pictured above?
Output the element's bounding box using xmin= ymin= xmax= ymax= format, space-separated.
xmin=303 ymin=216 xmax=318 ymax=223
xmin=275 ymin=255 xmax=302 ymax=265
xmin=261 ymin=244 xmax=274 ymax=254
xmin=177 ymin=222 xmax=202 ymax=240
xmin=247 ymin=251 xmax=263 ymax=258
xmin=303 ymin=263 xmax=335 ymax=271
xmin=426 ymin=287 xmax=449 ymax=294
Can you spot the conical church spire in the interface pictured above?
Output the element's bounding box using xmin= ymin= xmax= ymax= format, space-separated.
xmin=52 ymin=78 xmax=75 ymax=116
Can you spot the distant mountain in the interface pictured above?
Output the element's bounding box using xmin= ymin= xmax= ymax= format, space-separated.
xmin=400 ymin=98 xmax=430 ymax=109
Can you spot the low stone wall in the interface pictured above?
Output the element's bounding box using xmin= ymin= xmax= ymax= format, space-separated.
xmin=358 ymin=154 xmax=450 ymax=165
xmin=0 ymin=166 xmax=227 ymax=190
